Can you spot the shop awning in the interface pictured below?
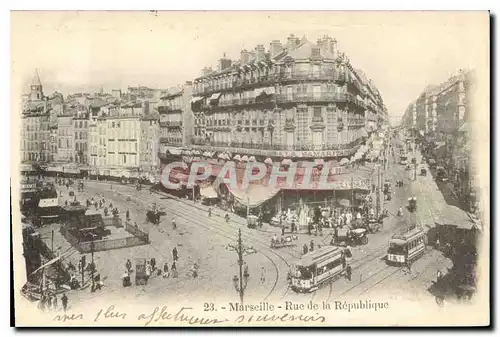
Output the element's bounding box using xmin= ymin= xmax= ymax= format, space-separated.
xmin=200 ymin=185 xmax=218 ymax=199
xmin=209 ymin=93 xmax=222 ymax=101
xmin=46 ymin=166 xmax=63 ymax=172
xmin=191 ymin=97 xmax=204 ymax=104
xmin=167 ymin=148 xmax=183 ymax=155
xmin=434 ymin=205 xmax=477 ymax=230
xmin=254 ymin=87 xmax=276 ymax=96
xmin=227 ymin=183 xmax=281 ymax=208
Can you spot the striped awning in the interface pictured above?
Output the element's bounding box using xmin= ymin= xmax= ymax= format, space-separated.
xmin=209 ymin=93 xmax=222 ymax=101
xmin=191 ymin=97 xmax=204 ymax=103
xmin=254 ymin=87 xmax=276 ymax=96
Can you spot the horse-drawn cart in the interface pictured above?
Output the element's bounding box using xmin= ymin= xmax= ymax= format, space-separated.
xmin=270 ymin=235 xmax=297 ymax=249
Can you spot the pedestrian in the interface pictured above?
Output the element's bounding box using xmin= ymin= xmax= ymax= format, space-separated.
xmin=126 ymin=210 xmax=130 ymax=221
xmin=151 ymin=257 xmax=156 ymax=272
xmin=65 ymin=200 xmax=68 ymax=206
xmin=244 ymin=262 xmax=249 ymax=276
xmin=406 ymin=261 xmax=412 ymax=274
xmin=47 ymin=295 xmax=52 ymax=310
xmin=303 ymin=244 xmax=309 ymax=255
xmin=145 ymin=261 xmax=151 ymax=284
xmin=260 ymin=266 xmax=266 ymax=283
xmin=346 ymin=265 xmax=352 ymax=281
xmin=163 ymin=262 xmax=170 ymax=278
xmin=171 ymin=262 xmax=178 ymax=278
xmin=172 ymin=217 xmax=177 ymax=230
xmin=172 ymin=247 xmax=178 ymax=261
xmin=61 ymin=293 xmax=68 ymax=312
xmin=281 ymin=225 xmax=285 ymax=236
xmin=310 ymin=240 xmax=314 ymax=252
xmin=437 ymin=270 xmax=442 ymax=282
xmin=53 ymin=295 xmax=58 ymax=311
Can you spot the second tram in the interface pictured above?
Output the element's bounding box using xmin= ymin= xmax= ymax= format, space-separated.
xmin=290 ymin=246 xmax=347 ymax=293
xmin=386 ymin=227 xmax=426 ymax=265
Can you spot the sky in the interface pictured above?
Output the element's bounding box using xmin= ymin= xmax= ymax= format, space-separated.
xmin=11 ymin=11 xmax=489 ymax=124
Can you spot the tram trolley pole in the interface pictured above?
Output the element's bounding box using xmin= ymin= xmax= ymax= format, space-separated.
xmin=227 ymin=229 xmax=255 ymax=305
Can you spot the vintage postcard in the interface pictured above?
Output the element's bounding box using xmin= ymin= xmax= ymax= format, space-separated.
xmin=11 ymin=11 xmax=490 ymax=327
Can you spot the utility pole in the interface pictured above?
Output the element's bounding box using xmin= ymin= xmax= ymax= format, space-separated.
xmin=51 ymin=230 xmax=54 ymax=254
xmin=228 ymin=229 xmax=255 ymax=305
xmin=91 ymin=235 xmax=95 ymax=292
xmin=350 ymin=176 xmax=354 ymax=210
xmin=376 ymin=165 xmax=381 ymax=218
xmin=246 ymin=195 xmax=250 ymax=219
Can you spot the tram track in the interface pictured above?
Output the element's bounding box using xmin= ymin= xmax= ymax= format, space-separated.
xmin=84 ymin=182 xmax=419 ymax=304
xmin=85 ymin=184 xmax=291 ymax=302
xmin=333 ymin=247 xmax=435 ymax=299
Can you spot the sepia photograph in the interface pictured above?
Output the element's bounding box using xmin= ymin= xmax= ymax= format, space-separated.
xmin=10 ymin=10 xmax=490 ymax=327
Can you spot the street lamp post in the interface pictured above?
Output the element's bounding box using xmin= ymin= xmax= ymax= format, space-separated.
xmin=228 ymin=229 xmax=254 ymax=305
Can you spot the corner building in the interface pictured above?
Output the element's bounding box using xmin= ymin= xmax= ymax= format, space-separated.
xmin=190 ymin=35 xmax=386 ymax=159
xmin=160 ymin=35 xmax=388 ymax=215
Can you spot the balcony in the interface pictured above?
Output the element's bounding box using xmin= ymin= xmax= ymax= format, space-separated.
xmin=334 ymin=72 xmax=346 ymax=83
xmin=158 ymin=106 xmax=182 ymax=114
xmin=346 ymin=117 xmax=365 ymax=129
xmin=310 ymin=116 xmax=326 ymax=130
xmin=159 ymin=121 xmax=183 ymax=128
xmin=159 ymin=137 xmax=182 ymax=144
xmin=189 ymin=138 xmax=363 ymax=156
xmin=276 ymin=92 xmax=350 ymax=104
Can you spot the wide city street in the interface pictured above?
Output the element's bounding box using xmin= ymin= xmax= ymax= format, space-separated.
xmin=37 ymin=140 xmax=456 ymax=311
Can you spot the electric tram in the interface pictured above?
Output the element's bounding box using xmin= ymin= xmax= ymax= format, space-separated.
xmin=290 ymin=246 xmax=347 ymax=293
xmin=386 ymin=226 xmax=426 ymax=265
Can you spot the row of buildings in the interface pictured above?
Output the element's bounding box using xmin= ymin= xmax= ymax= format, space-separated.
xmin=401 ymin=69 xmax=472 ymax=135
xmin=400 ymin=70 xmax=476 ymax=212
xmin=20 ymin=69 xmax=167 ymax=180
xmin=20 ymin=34 xmax=389 ymax=190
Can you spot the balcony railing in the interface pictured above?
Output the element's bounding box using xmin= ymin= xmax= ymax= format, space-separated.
xmin=193 ymin=70 xmax=352 ymax=95
xmin=312 ymin=116 xmax=324 ymax=123
xmin=159 ymin=137 xmax=182 ymax=144
xmin=158 ymin=106 xmax=182 ymax=114
xmin=276 ymin=92 xmax=350 ymax=104
xmin=189 ymin=138 xmax=363 ymax=152
xmin=159 ymin=121 xmax=183 ymax=128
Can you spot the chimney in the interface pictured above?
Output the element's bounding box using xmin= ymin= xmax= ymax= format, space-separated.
xmin=202 ymin=67 xmax=213 ymax=77
xmin=287 ymin=34 xmax=300 ymax=50
xmin=269 ymin=40 xmax=283 ymax=58
xmin=249 ymin=51 xmax=256 ymax=62
xmin=317 ymin=38 xmax=326 ymax=53
xmin=331 ymin=38 xmax=338 ymax=58
xmin=218 ymin=53 xmax=232 ymax=72
xmin=240 ymin=49 xmax=250 ymax=65
xmin=254 ymin=45 xmax=266 ymax=62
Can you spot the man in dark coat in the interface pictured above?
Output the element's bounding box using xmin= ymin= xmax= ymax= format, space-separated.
xmin=61 ymin=293 xmax=68 ymax=312
xmin=172 ymin=247 xmax=178 ymax=261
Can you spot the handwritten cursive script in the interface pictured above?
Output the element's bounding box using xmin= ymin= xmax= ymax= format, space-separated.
xmin=94 ymin=305 xmax=127 ymax=322
xmin=235 ymin=312 xmax=326 ymax=324
xmin=53 ymin=313 xmax=84 ymax=322
xmin=137 ymin=306 xmax=229 ymax=326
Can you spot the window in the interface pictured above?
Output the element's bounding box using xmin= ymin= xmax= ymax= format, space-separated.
xmin=312 ymin=64 xmax=320 ymax=76
xmin=313 ymin=85 xmax=322 ymax=99
xmin=286 ymin=131 xmax=294 ymax=146
xmin=313 ymin=107 xmax=322 ymax=118
xmin=286 ymin=86 xmax=293 ymax=100
xmin=313 ymin=131 xmax=323 ymax=148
